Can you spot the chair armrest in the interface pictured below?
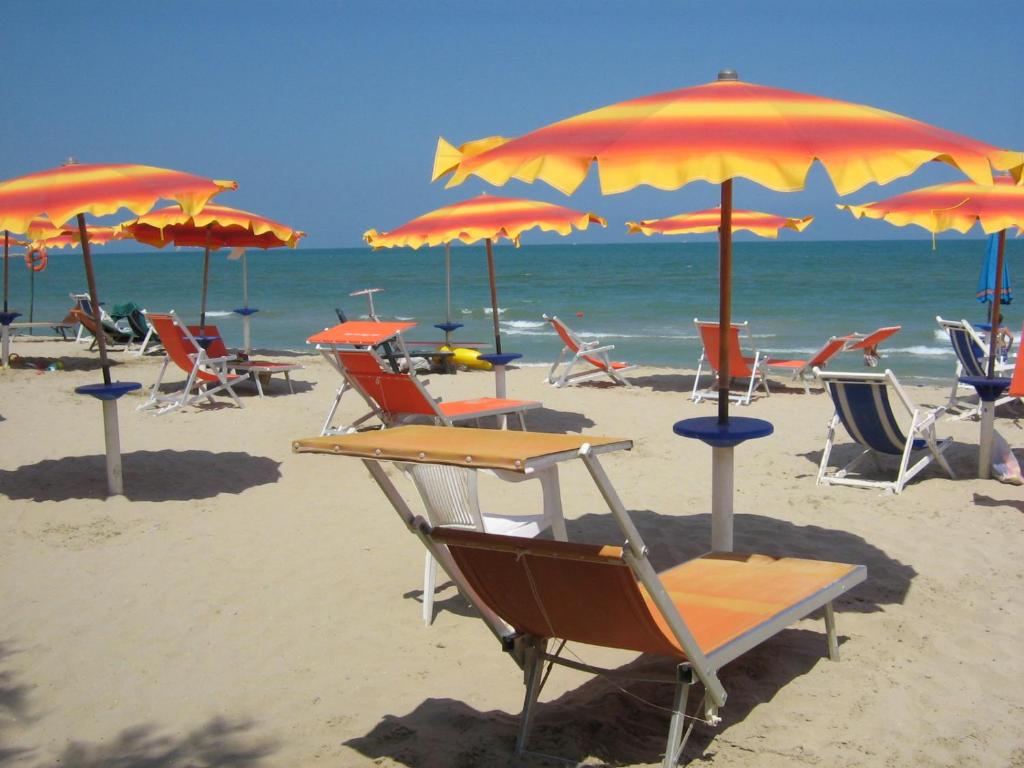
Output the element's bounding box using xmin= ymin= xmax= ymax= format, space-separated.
xmin=585 ymin=344 xmax=616 ymax=355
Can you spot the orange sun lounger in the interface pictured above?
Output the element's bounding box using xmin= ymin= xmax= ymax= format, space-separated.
xmin=293 ymin=425 xmax=867 ymax=766
xmin=187 ymin=324 xmax=302 ymax=397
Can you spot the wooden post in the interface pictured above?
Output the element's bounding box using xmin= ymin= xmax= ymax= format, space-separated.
xmin=485 ymin=238 xmax=502 ymax=354
xmin=717 ymin=180 xmax=733 ymax=424
xmin=78 ymin=213 xmax=111 ymax=386
xmin=987 ymin=229 xmax=1008 ymax=378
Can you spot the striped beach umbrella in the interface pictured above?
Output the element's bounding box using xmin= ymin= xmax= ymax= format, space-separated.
xmin=434 ymin=71 xmax=1023 ymax=421
xmin=627 ymin=208 xmax=813 ymax=238
xmin=839 ymin=175 xmax=1024 ymax=374
xmin=978 ymin=233 xmax=1012 ymax=306
xmin=365 ymin=194 xmax=605 ymax=353
xmin=119 ymin=204 xmax=305 ymax=351
xmin=0 ymin=161 xmax=236 ymax=496
xmin=433 ymin=69 xmax=1024 ymax=557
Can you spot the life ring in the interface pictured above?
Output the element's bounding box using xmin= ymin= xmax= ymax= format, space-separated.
xmin=438 ymin=345 xmax=492 ymax=371
xmin=25 ymin=248 xmax=47 ymax=272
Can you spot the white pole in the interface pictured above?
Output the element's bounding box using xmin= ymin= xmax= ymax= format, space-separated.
xmin=1 ymin=325 xmax=9 ymax=367
xmin=710 ymin=446 xmax=734 ymax=551
xmin=978 ymin=402 xmax=994 ymax=480
xmin=445 ymin=242 xmax=452 ymax=324
xmin=102 ymin=399 xmax=125 ymax=496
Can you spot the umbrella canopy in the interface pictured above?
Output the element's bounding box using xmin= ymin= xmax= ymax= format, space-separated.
xmin=431 ymin=69 xmax=1024 ymax=558
xmin=627 ymin=208 xmax=813 ymax=238
xmin=978 ymin=233 xmax=1012 ymax=306
xmin=0 ymin=161 xmax=236 ymax=497
xmin=839 ymin=175 xmax=1024 ymax=373
xmin=364 ymin=194 xmax=605 ymax=353
xmin=434 ymin=72 xmax=1024 ymax=417
xmin=119 ymin=204 xmax=305 ymax=331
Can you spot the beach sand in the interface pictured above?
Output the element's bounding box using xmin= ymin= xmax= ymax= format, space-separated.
xmin=1 ymin=336 xmax=1022 ymax=767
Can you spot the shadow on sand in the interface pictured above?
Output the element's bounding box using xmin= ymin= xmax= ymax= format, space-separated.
xmin=0 ymin=450 xmax=281 ymax=502
xmin=0 ymin=638 xmax=277 ymax=767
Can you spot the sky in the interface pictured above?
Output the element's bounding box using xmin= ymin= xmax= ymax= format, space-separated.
xmin=3 ymin=0 xmax=1022 ymax=248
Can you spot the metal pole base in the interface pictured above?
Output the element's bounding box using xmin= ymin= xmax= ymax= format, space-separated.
xmin=711 ymin=446 xmax=734 ymax=552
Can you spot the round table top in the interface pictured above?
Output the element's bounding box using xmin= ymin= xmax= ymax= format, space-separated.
xmin=673 ymin=415 xmax=774 ymax=448
xmin=75 ymin=381 xmax=143 ymax=401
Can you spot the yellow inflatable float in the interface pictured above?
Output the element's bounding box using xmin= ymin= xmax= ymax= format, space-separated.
xmin=438 ymin=345 xmax=492 ymax=371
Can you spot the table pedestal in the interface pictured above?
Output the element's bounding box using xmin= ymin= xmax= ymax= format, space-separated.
xmin=234 ymin=307 xmax=259 ymax=354
xmin=673 ymin=416 xmax=774 ymax=552
xmin=959 ymin=376 xmax=1011 ymax=479
xmin=75 ymin=382 xmax=142 ymax=496
xmin=479 ymin=353 xmax=523 ymax=428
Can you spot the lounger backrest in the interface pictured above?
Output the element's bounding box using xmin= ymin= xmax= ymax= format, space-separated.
xmin=845 ymin=326 xmax=901 ymax=351
xmin=405 ymin=464 xmax=482 ymax=529
xmin=943 ymin=323 xmax=987 ymax=377
xmin=336 ymin=350 xmax=435 ymax=419
xmin=431 ymin=527 xmax=686 ymax=659
xmin=1011 ymin=324 xmax=1024 ymax=398
xmin=148 ymin=314 xmax=219 ymax=383
xmin=810 ymin=337 xmax=847 ymax=367
xmin=698 ymin=323 xmax=752 ymax=375
xmin=548 ymin=315 xmax=611 ymax=372
xmin=187 ymin=324 xmax=230 ymax=359
xmin=823 ymin=377 xmax=911 ymax=455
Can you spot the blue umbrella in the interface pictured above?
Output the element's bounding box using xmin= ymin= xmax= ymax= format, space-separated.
xmin=977 ymin=233 xmax=1013 ymax=305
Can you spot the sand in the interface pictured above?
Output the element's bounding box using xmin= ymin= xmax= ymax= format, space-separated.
xmin=1 ymin=335 xmax=1023 ymax=767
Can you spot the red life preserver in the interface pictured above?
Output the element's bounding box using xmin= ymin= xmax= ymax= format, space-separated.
xmin=25 ymin=248 xmax=47 ymax=272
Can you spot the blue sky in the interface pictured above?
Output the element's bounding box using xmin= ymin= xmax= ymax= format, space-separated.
xmin=3 ymin=0 xmax=1022 ymax=247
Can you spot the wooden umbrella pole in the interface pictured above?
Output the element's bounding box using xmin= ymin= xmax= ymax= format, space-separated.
xmin=987 ymin=228 xmax=1008 ymax=378
xmin=3 ymin=231 xmax=9 ymax=311
xmin=78 ymin=213 xmax=111 ymax=386
xmin=200 ymin=229 xmax=211 ymax=332
xmin=445 ymin=242 xmax=452 ymax=325
xmin=485 ymin=238 xmax=502 ymax=354
xmin=718 ymin=179 xmax=733 ymax=425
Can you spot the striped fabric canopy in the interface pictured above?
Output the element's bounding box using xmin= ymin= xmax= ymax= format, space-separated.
xmin=433 ymin=77 xmax=1024 ymax=196
xmin=364 ymin=194 xmax=605 ymax=249
xmin=838 ymin=175 xmax=1024 ymax=235
xmin=119 ymin=204 xmax=305 ymax=250
xmin=30 ymin=226 xmax=122 ymax=249
xmin=0 ymin=163 xmax=237 ymax=234
xmin=627 ymin=208 xmax=813 ymax=239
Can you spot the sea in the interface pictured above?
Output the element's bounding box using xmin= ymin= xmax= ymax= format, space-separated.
xmin=7 ymin=239 xmax=1021 ymax=383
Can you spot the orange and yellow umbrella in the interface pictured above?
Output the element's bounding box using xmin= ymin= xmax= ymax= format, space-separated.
xmin=627 ymin=208 xmax=813 ymax=238
xmin=0 ymin=161 xmax=236 ymax=497
xmin=119 ymin=204 xmax=305 ymax=334
xmin=434 ymin=71 xmax=1024 ymax=422
xmin=840 ymin=175 xmax=1024 ymax=375
xmin=365 ymin=194 xmax=605 ymax=352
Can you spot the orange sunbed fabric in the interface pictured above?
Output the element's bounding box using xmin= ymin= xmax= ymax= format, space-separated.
xmin=551 ymin=317 xmax=629 ymax=372
xmin=148 ymin=314 xmax=234 ymax=384
xmin=433 ymin=529 xmax=859 ymax=660
xmin=188 ymin=324 xmax=298 ymax=373
xmin=699 ymin=324 xmax=756 ymax=374
xmin=1010 ymin=325 xmax=1024 ymax=397
xmin=307 ymin=321 xmax=416 ymax=346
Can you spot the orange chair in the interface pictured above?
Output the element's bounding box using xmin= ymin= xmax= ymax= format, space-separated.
xmin=139 ymin=312 xmax=244 ymax=414
xmin=187 ymin=324 xmax=302 ymax=397
xmin=332 ymin=348 xmax=540 ymax=432
xmin=543 ymin=313 xmax=635 ymax=387
xmin=763 ymin=336 xmax=848 ymax=393
xmin=692 ymin=319 xmax=769 ymax=405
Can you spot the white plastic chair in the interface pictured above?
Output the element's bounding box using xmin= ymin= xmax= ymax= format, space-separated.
xmin=404 ymin=463 xmax=567 ymax=625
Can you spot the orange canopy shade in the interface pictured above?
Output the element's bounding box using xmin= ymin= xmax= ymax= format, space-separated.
xmin=838 ymin=175 xmax=1024 ymax=235
xmin=363 ymin=193 xmax=605 ymax=249
xmin=119 ymin=204 xmax=305 ymax=250
xmin=627 ymin=208 xmax=813 ymax=239
xmin=30 ymin=226 xmax=122 ymax=249
xmin=0 ymin=163 xmax=237 ymax=235
xmin=433 ymin=77 xmax=1024 ymax=196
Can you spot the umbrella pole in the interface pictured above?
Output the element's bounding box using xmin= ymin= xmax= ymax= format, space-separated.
xmin=78 ymin=214 xmax=111 ymax=386
xmin=242 ymin=252 xmax=252 ymax=354
xmin=200 ymin=232 xmax=211 ymax=333
xmin=485 ymin=238 xmax=502 ymax=354
xmin=3 ymin=231 xmax=8 ymax=312
xmin=444 ymin=242 xmax=453 ymax=348
xmin=1 ymin=234 xmax=8 ymax=366
xmin=987 ymin=229 xmax=1007 ymax=378
xmin=718 ymin=180 xmax=733 ymax=424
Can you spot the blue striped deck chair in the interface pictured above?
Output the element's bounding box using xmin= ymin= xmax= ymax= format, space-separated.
xmin=815 ymin=368 xmax=955 ymax=494
xmin=936 ymin=316 xmax=1014 ymax=419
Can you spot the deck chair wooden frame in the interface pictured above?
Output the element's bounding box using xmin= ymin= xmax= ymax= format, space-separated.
xmin=138 ymin=311 xmax=244 ymax=415
xmin=763 ymin=336 xmax=847 ymax=393
xmin=816 ymin=368 xmax=956 ymax=494
xmin=936 ymin=316 xmax=1014 ymax=419
xmin=692 ymin=319 xmax=769 ymax=405
xmin=187 ymin=324 xmax=302 ymax=398
xmin=542 ymin=313 xmax=635 ymax=388
xmin=292 ymin=426 xmax=866 ymax=767
xmin=325 ymin=348 xmax=540 ymax=434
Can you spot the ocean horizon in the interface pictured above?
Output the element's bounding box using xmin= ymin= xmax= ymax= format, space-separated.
xmin=6 ymin=238 xmax=1020 ymax=383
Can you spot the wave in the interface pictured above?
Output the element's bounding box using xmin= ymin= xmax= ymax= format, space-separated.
xmin=502 ymin=320 xmax=546 ymax=329
xmin=483 ymin=307 xmax=506 ymax=315
xmin=205 ymin=310 xmax=233 ymax=317
xmin=889 ymin=345 xmax=955 ymax=357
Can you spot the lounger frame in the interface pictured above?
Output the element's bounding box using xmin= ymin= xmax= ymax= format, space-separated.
xmin=692 ymin=319 xmax=769 ymax=405
xmin=542 ymin=313 xmax=635 ymax=388
xmin=936 ymin=316 xmax=1014 ymax=420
